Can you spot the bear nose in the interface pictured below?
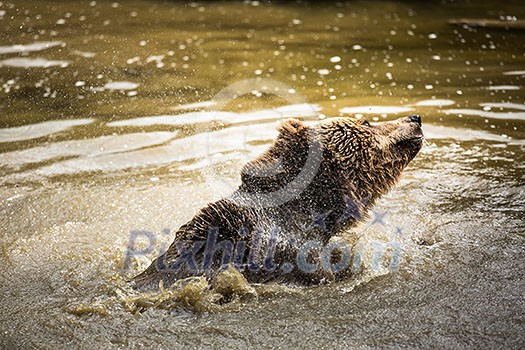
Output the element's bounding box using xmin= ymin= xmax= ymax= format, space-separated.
xmin=408 ymin=114 xmax=422 ymax=126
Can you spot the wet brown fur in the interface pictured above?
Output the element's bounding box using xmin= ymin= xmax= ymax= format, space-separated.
xmin=132 ymin=116 xmax=423 ymax=290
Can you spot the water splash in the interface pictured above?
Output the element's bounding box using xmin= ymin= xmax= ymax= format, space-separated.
xmin=107 ymin=103 xmax=319 ymax=127
xmin=340 ymin=106 xmax=414 ymax=115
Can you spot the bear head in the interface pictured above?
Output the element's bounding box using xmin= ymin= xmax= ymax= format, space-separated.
xmin=318 ymin=115 xmax=423 ymax=198
xmin=239 ymin=115 xmax=423 ymax=216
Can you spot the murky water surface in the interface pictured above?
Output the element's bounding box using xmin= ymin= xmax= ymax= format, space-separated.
xmin=1 ymin=1 xmax=524 ymax=348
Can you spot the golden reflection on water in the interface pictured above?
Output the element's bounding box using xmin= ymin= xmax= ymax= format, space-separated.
xmin=0 ymin=0 xmax=524 ymax=348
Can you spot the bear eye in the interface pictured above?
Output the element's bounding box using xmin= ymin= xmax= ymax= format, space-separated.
xmin=362 ymin=120 xmax=371 ymax=127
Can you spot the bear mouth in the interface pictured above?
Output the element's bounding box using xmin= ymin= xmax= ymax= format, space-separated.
xmin=397 ymin=134 xmax=424 ymax=145
xmin=407 ymin=135 xmax=424 ymax=142
xmin=395 ymin=134 xmax=424 ymax=159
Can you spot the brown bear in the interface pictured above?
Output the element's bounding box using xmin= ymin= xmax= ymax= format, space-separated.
xmin=132 ymin=115 xmax=423 ymax=290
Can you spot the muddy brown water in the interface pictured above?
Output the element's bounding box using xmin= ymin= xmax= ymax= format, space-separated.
xmin=0 ymin=1 xmax=524 ymax=349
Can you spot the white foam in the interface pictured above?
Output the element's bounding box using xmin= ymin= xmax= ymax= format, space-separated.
xmin=503 ymin=70 xmax=525 ymax=75
xmin=486 ymin=85 xmax=521 ymax=91
xmin=413 ymin=99 xmax=455 ymax=107
xmin=0 ymin=57 xmax=69 ymax=68
xmin=103 ymin=81 xmax=140 ymax=90
xmin=0 ymin=119 xmax=94 ymax=143
xmin=0 ymin=41 xmax=63 ymax=55
xmin=71 ymin=50 xmax=96 ymax=58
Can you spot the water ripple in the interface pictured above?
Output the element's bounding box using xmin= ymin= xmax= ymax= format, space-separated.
xmin=108 ymin=103 xmax=319 ymax=127
xmin=340 ymin=106 xmax=414 ymax=115
xmin=6 ymin=122 xmax=277 ymax=179
xmin=0 ymin=41 xmax=63 ymax=55
xmin=0 ymin=132 xmax=178 ymax=167
xmin=443 ymin=108 xmax=525 ymax=121
xmin=0 ymin=119 xmax=94 ymax=143
xmin=0 ymin=57 xmax=69 ymax=68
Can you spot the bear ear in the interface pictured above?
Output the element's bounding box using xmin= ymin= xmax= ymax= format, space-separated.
xmin=276 ymin=118 xmax=306 ymax=138
xmin=239 ymin=118 xmax=309 ymax=192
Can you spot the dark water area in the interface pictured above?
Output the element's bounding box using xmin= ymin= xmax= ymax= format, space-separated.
xmin=0 ymin=0 xmax=524 ymax=349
